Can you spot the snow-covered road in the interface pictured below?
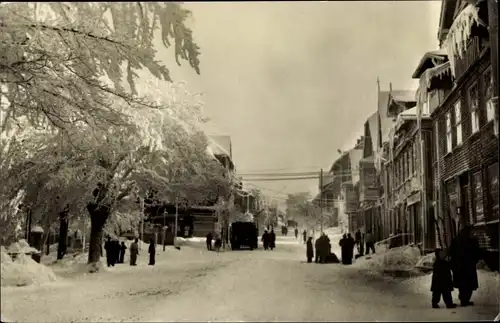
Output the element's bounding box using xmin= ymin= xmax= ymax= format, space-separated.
xmin=2 ymin=236 xmax=498 ymax=322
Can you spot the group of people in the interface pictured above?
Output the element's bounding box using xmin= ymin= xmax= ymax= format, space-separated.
xmin=430 ymin=225 xmax=482 ymax=309
xmin=306 ymin=233 xmax=337 ymax=263
xmin=339 ymin=233 xmax=356 ymax=264
xmin=353 ymin=229 xmax=376 ymax=257
xmin=104 ymin=237 xmax=156 ymax=267
xmin=262 ymin=229 xmax=276 ymax=250
xmin=104 ymin=238 xmax=128 ymax=267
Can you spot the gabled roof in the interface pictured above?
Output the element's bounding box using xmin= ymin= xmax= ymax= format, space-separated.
xmin=394 ymin=106 xmax=431 ymax=131
xmin=412 ymin=49 xmax=448 ymax=78
xmin=208 ymin=135 xmax=231 ymax=157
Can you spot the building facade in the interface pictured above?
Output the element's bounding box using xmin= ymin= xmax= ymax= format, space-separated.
xmin=433 ymin=0 xmax=498 ymax=269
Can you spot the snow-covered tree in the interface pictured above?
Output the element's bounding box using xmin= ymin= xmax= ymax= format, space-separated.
xmin=0 ymin=2 xmax=200 ymax=132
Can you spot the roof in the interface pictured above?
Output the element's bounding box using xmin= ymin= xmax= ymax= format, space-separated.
xmin=394 ymin=106 xmax=431 ymax=131
xmin=348 ymin=148 xmax=363 ymax=184
xmin=208 ymin=135 xmax=231 ymax=157
xmin=438 ymin=0 xmax=459 ymax=44
xmin=366 ymin=112 xmax=379 ymax=156
xmin=389 ymin=90 xmax=417 ymax=104
xmin=377 ymin=91 xmax=395 ymax=145
xmin=412 ymin=50 xmax=448 ymax=78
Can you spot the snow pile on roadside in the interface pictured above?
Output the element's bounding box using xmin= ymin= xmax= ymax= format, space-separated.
xmin=415 ymin=252 xmax=435 ymax=269
xmin=7 ymin=239 xmax=39 ymax=254
xmin=354 ymin=245 xmax=422 ymax=274
xmin=50 ymin=252 xmax=107 ymax=274
xmin=1 ymin=252 xmax=57 ymax=287
xmin=402 ymin=270 xmax=500 ymax=306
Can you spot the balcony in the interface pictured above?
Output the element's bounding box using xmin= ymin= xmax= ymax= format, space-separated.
xmin=454 ymin=36 xmax=481 ymax=81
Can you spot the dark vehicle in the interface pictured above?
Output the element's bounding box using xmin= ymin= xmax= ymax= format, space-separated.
xmin=230 ymin=221 xmax=258 ymax=250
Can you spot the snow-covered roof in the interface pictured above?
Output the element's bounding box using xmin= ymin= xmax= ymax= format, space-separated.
xmin=412 ymin=49 xmax=448 ymax=78
xmin=208 ymin=135 xmax=231 ymax=157
xmin=415 ymin=61 xmax=452 ymax=107
xmin=394 ymin=106 xmax=431 ymax=131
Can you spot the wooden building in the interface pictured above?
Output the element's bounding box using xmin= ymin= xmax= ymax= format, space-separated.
xmin=432 ymin=0 xmax=498 ymax=269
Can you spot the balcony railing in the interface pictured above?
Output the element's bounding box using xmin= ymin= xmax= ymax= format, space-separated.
xmin=454 ymin=36 xmax=481 ymax=80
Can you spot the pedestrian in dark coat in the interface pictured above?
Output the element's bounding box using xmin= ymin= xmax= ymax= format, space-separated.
xmin=339 ymin=234 xmax=347 ymax=264
xmin=321 ymin=235 xmax=331 ymax=263
xmin=269 ymin=229 xmax=276 ymax=250
xmin=148 ymin=238 xmax=156 ymax=266
xmin=365 ymin=230 xmax=375 ymax=255
xmin=431 ymin=248 xmax=457 ymax=309
xmin=206 ymin=232 xmax=213 ymax=251
xmin=314 ymin=237 xmax=321 ymax=263
xmin=112 ymin=240 xmax=120 ymax=265
xmin=119 ymin=242 xmax=127 ymax=264
xmin=130 ymin=238 xmax=139 ymax=266
xmin=449 ymin=225 xmax=482 ymax=306
xmin=262 ymin=230 xmax=270 ymax=250
xmin=343 ymin=233 xmax=355 ymax=265
xmin=294 ymin=228 xmax=299 ymax=239
xmin=306 ymin=237 xmax=314 ymax=263
xmin=302 ymin=230 xmax=307 ymax=244
xmin=104 ymin=237 xmax=113 ymax=267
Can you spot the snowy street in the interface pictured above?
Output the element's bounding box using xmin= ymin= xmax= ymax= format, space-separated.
xmin=2 ymin=236 xmax=498 ymax=322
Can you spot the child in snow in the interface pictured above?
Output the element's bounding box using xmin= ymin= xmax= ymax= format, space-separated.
xmin=431 ymin=248 xmax=457 ymax=309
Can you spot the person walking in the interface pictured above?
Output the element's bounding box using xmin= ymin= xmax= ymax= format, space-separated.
xmin=355 ymin=229 xmax=362 ymax=254
xmin=302 ymin=230 xmax=307 ymax=244
xmin=449 ymin=225 xmax=482 ymax=306
xmin=294 ymin=228 xmax=299 ymax=239
xmin=306 ymin=237 xmax=314 ymax=263
xmin=104 ymin=237 xmax=113 ymax=267
xmin=365 ymin=230 xmax=375 ymax=255
xmin=431 ymin=248 xmax=457 ymax=309
xmin=343 ymin=233 xmax=355 ymax=265
xmin=118 ymin=241 xmax=127 ymax=264
xmin=148 ymin=238 xmax=156 ymax=266
xmin=206 ymin=232 xmax=213 ymax=251
xmin=269 ymin=229 xmax=276 ymax=251
xmin=339 ymin=233 xmax=347 ymax=264
xmin=314 ymin=236 xmax=321 ymax=263
xmin=262 ymin=230 xmax=270 ymax=250
xmin=129 ymin=238 xmax=139 ymax=266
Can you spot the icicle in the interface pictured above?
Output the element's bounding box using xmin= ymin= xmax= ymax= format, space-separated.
xmin=443 ymin=4 xmax=482 ymax=77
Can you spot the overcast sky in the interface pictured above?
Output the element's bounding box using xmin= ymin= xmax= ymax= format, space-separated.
xmin=159 ymin=1 xmax=442 ymax=204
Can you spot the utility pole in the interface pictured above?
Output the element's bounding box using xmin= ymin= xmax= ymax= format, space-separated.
xmin=320 ymin=168 xmax=324 ymax=233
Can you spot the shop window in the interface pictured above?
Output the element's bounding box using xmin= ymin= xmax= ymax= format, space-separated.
xmin=472 ymin=171 xmax=484 ymax=223
xmin=487 ymin=163 xmax=499 ymax=221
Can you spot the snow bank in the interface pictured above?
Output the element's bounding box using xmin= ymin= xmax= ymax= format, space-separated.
xmin=354 ymin=245 xmax=423 ymax=276
xmin=415 ymin=252 xmax=435 ymax=269
xmin=50 ymin=252 xmax=107 ymax=274
xmin=402 ymin=270 xmax=500 ymax=307
xmin=1 ymin=253 xmax=57 ymax=287
xmin=7 ymin=239 xmax=39 ymax=254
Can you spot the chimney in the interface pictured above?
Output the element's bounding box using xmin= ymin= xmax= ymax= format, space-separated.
xmin=389 ymin=82 xmax=393 ymax=93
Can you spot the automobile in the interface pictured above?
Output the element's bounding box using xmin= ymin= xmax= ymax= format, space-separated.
xmin=230 ymin=221 xmax=258 ymax=250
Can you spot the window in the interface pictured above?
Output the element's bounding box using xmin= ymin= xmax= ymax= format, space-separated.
xmin=403 ymin=151 xmax=407 ymax=180
xmin=472 ymin=171 xmax=485 ymax=223
xmin=469 ymin=83 xmax=480 ymax=133
xmin=413 ymin=141 xmax=418 ymax=174
xmin=454 ymin=100 xmax=463 ymax=145
xmin=409 ymin=147 xmax=413 ymax=176
xmin=484 ymin=67 xmax=495 ymax=122
xmin=445 ymin=112 xmax=452 ymax=153
xmin=487 ymin=163 xmax=499 ymax=221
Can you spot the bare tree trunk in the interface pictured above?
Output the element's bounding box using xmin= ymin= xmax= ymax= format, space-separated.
xmin=57 ymin=209 xmax=69 ymax=260
xmin=87 ymin=203 xmax=110 ymax=265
